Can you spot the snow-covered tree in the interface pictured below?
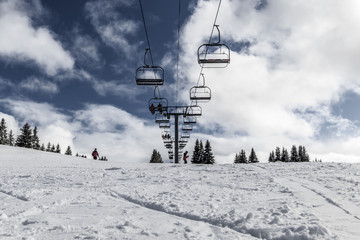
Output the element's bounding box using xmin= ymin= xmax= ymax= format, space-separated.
xmin=150 ymin=149 xmax=163 ymax=163
xmin=55 ymin=144 xmax=61 ymax=154
xmin=16 ymin=123 xmax=32 ymax=148
xmin=65 ymin=146 xmax=72 ymax=156
xmin=8 ymin=130 xmax=14 ymax=146
xmin=249 ymin=148 xmax=259 ymax=163
xmin=0 ymin=118 xmax=8 ymax=145
xmin=32 ymin=127 xmax=40 ymax=150
xmin=51 ymin=144 xmax=56 ymax=153
xmin=203 ymin=140 xmax=215 ymax=164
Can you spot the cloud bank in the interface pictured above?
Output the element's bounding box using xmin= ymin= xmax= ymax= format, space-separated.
xmin=174 ymin=0 xmax=360 ymax=162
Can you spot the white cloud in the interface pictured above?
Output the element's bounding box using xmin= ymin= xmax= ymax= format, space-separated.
xmin=0 ymin=99 xmax=164 ymax=162
xmin=173 ymin=0 xmax=360 ymax=162
xmin=71 ymin=30 xmax=103 ymax=69
xmin=0 ymin=0 xmax=74 ymax=75
xmin=85 ymin=0 xmax=140 ymax=58
xmin=19 ymin=76 xmax=59 ymax=94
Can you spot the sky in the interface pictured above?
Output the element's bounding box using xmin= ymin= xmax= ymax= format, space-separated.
xmin=1 ymin=0 xmax=360 ymax=163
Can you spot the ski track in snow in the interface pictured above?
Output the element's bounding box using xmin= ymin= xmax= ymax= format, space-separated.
xmin=1 ymin=146 xmax=360 ymax=240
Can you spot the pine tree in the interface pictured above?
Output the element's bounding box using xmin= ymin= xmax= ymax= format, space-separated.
xmin=16 ymin=123 xmax=32 ymax=148
xmin=0 ymin=118 xmax=8 ymax=145
xmin=199 ymin=140 xmax=204 ymax=163
xmin=51 ymin=144 xmax=56 ymax=152
xmin=191 ymin=139 xmax=202 ymax=164
xmin=234 ymin=153 xmax=240 ymax=163
xmin=249 ymin=148 xmax=259 ymax=163
xmin=290 ymin=145 xmax=299 ymax=162
xmin=268 ymin=151 xmax=275 ymax=162
xmin=275 ymin=147 xmax=281 ymax=162
xmin=65 ymin=146 xmax=72 ymax=156
xmin=46 ymin=142 xmax=52 ymax=152
xmin=298 ymin=145 xmax=303 ymax=162
xmin=281 ymin=147 xmax=290 ymax=162
xmin=150 ymin=149 xmax=163 ymax=163
xmin=300 ymin=146 xmax=310 ymax=162
xmin=40 ymin=143 xmax=45 ymax=151
xmin=239 ymin=149 xmax=247 ymax=163
xmin=32 ymin=127 xmax=40 ymax=150
xmin=8 ymin=130 xmax=14 ymax=146
xmin=203 ymin=140 xmax=215 ymax=164
xmin=55 ymin=144 xmax=61 ymax=154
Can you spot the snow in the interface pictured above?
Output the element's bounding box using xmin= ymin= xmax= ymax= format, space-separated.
xmin=1 ymin=145 xmax=359 ymax=240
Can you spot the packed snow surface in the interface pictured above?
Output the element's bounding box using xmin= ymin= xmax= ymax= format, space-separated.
xmin=1 ymin=145 xmax=360 ymax=240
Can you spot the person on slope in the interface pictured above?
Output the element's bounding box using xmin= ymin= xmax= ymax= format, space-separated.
xmin=92 ymin=148 xmax=99 ymax=160
xmin=183 ymin=151 xmax=189 ymax=164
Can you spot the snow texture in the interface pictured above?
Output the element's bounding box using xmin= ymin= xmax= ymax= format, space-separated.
xmin=0 ymin=145 xmax=359 ymax=239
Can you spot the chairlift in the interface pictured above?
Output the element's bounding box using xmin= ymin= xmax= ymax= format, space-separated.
xmin=190 ymin=74 xmax=211 ymax=101
xmin=155 ymin=113 xmax=169 ymax=124
xmin=148 ymin=87 xmax=168 ymax=114
xmin=179 ymin=138 xmax=188 ymax=144
xmin=183 ymin=115 xmax=197 ymax=125
xmin=182 ymin=124 xmax=193 ymax=132
xmin=197 ymin=25 xmax=230 ymax=68
xmin=136 ymin=49 xmax=165 ymax=85
xmin=159 ymin=121 xmax=171 ymax=129
xmin=181 ymin=132 xmax=190 ymax=139
xmin=162 ymin=130 xmax=171 ymax=140
xmin=165 ymin=143 xmax=173 ymax=149
xmin=184 ymin=105 xmax=202 ymax=117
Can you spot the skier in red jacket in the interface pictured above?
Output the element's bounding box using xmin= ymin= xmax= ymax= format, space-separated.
xmin=92 ymin=148 xmax=99 ymax=160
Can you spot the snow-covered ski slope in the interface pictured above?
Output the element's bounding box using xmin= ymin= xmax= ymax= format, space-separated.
xmin=1 ymin=145 xmax=359 ymax=240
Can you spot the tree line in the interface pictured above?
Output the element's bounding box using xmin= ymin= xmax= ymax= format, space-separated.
xmin=268 ymin=145 xmax=310 ymax=162
xmin=150 ymin=139 xmax=215 ymax=164
xmin=0 ymin=118 xmax=72 ymax=155
xmin=234 ymin=148 xmax=259 ymax=164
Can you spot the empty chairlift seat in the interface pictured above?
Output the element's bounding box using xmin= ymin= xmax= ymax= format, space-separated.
xmin=136 ymin=48 xmax=165 ymax=85
xmin=190 ymin=73 xmax=211 ymax=101
xmin=197 ymin=25 xmax=230 ymax=68
xmin=136 ymin=66 xmax=164 ymax=85
xmin=185 ymin=105 xmax=202 ymax=117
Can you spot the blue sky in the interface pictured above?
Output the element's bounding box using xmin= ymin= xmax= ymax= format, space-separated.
xmin=1 ymin=0 xmax=360 ymax=163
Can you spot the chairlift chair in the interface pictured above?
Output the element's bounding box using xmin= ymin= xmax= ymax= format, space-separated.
xmin=159 ymin=122 xmax=171 ymax=129
xmin=155 ymin=113 xmax=170 ymax=124
xmin=184 ymin=105 xmax=202 ymax=117
xmin=183 ymin=115 xmax=197 ymax=125
xmin=136 ymin=49 xmax=165 ymax=85
xmin=162 ymin=130 xmax=171 ymax=140
xmin=182 ymin=124 xmax=193 ymax=132
xmin=190 ymin=74 xmax=211 ymax=101
xmin=197 ymin=25 xmax=230 ymax=68
xmin=181 ymin=132 xmax=190 ymax=139
xmin=148 ymin=88 xmax=168 ymax=114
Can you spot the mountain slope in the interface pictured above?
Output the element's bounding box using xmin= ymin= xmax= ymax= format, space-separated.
xmin=1 ymin=145 xmax=359 ymax=239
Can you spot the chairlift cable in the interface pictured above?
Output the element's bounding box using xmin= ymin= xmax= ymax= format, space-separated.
xmin=198 ymin=0 xmax=223 ymax=80
xmin=138 ymin=0 xmax=154 ymax=66
xmin=176 ymin=0 xmax=181 ymax=105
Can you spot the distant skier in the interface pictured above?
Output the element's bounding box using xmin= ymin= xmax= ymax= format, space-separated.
xmin=92 ymin=148 xmax=99 ymax=160
xmin=183 ymin=151 xmax=189 ymax=164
